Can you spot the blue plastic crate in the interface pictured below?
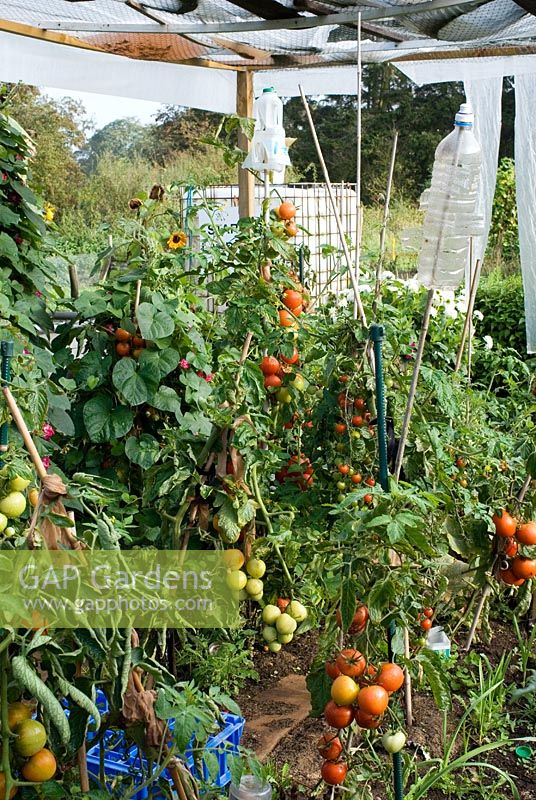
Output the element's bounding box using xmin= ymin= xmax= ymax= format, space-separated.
xmin=86 ymin=712 xmax=244 ymax=798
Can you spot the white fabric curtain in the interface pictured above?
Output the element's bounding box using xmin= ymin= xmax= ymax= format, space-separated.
xmin=514 ymin=73 xmax=536 ymax=354
xmin=463 ymin=77 xmax=503 ymax=265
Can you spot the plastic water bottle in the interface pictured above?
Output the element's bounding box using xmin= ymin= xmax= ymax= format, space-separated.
xmin=229 ymin=775 xmax=272 ymax=800
xmin=255 ymin=87 xmax=284 ymax=133
xmin=417 ymin=102 xmax=482 ymax=289
xmin=242 ymin=88 xmax=290 ymax=174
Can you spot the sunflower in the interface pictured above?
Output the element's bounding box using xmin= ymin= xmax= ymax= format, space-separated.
xmin=167 ymin=231 xmax=187 ymax=250
xmin=43 ymin=203 xmax=56 ymax=223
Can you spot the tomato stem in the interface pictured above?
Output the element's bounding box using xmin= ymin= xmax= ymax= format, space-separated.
xmin=250 ymin=463 xmax=293 ymax=587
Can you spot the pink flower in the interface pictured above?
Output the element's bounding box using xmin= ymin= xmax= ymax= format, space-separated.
xmin=35 ymin=291 xmax=43 ymax=298
xmin=23 ymin=348 xmax=30 ymax=355
xmin=205 ymin=373 xmax=214 ymax=382
xmin=179 ymin=359 xmax=189 ymax=369
xmin=1 ymin=173 xmax=7 ymax=181
xmin=105 ymin=323 xmax=114 ymax=334
xmin=42 ymin=422 xmax=55 ymax=440
xmin=41 ymin=456 xmax=51 ymax=470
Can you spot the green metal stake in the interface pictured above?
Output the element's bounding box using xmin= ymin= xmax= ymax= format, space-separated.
xmin=0 ymin=340 xmax=13 ymax=469
xmin=369 ymin=323 xmax=404 ymax=800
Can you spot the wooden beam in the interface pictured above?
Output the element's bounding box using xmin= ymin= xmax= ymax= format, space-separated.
xmin=236 ymin=71 xmax=255 ymax=219
xmin=210 ymin=35 xmax=271 ymax=60
xmin=293 ymin=0 xmax=411 ymax=41
xmin=0 ymin=16 xmax=103 ymax=51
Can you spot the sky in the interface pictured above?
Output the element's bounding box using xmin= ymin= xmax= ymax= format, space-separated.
xmin=44 ymin=87 xmax=162 ymax=131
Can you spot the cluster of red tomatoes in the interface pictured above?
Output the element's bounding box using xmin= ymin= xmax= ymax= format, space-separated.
xmin=417 ymin=606 xmax=434 ymax=632
xmin=259 ymin=348 xmax=300 ymax=391
xmin=320 ymin=650 xmax=405 ymax=785
xmin=276 ymin=200 xmax=298 ymax=238
xmin=493 ymin=510 xmax=536 ymax=585
xmin=113 ymin=326 xmax=147 ymax=359
xmin=275 ymin=454 xmax=314 ymax=490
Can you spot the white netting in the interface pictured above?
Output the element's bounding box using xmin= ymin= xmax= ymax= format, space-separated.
xmin=514 ymin=72 xmax=536 ymax=354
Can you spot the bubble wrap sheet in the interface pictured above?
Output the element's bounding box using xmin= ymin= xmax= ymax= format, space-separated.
xmin=514 ymin=72 xmax=536 ymax=354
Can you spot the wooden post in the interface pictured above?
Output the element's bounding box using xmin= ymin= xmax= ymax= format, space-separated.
xmin=237 ymin=71 xmax=255 ymax=218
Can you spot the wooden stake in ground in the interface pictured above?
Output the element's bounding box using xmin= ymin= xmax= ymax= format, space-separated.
xmin=454 ymin=257 xmax=482 ymax=373
xmin=376 ymin=130 xmax=398 ymax=298
xmin=298 ymin=85 xmax=367 ymax=329
xmin=393 ymin=288 xmax=435 ymax=481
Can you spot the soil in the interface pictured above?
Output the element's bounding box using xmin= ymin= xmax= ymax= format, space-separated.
xmin=236 ymin=622 xmax=536 ymax=800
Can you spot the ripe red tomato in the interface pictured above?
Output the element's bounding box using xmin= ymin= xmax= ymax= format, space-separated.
xmin=510 ymin=557 xmax=536 ymax=580
xmin=354 ymin=708 xmax=382 ymax=729
xmin=325 ymin=659 xmax=341 ymax=680
xmin=336 ymin=603 xmax=368 ymax=635
xmin=516 ymin=521 xmax=536 ymax=546
xmin=363 ymin=494 xmax=374 ymax=505
xmin=279 ymin=309 xmax=296 ymax=327
xmin=338 ymin=464 xmax=350 ymax=475
xmin=423 ymin=607 xmax=434 ymax=618
xmin=351 ymin=415 xmax=364 ymax=427
xmin=282 ymin=290 xmax=303 ymax=311
xmin=376 ymin=663 xmax=404 ymax=693
xmin=334 ymin=423 xmax=347 ymax=435
xmin=350 ymin=473 xmax=362 ymax=485
xmin=260 ymin=356 xmax=280 ymax=375
xmin=115 ymin=327 xmax=131 ymax=342
xmin=365 ymin=477 xmax=376 ymax=487
xmin=285 ymin=221 xmax=298 ymax=237
xmin=336 ymin=648 xmax=366 ymax=679
xmin=116 ymin=342 xmax=130 ymax=357
xmin=503 ymin=539 xmax=518 ymax=558
xmin=321 ymin=761 xmax=347 ymax=786
xmin=264 ymin=374 xmax=282 ymax=389
xmin=492 ymin=510 xmax=517 ymax=538
xmin=318 ymin=732 xmax=342 ymax=760
xmin=339 ymin=375 xmax=349 ymax=384
xmin=277 ymin=201 xmax=296 ymax=220
xmin=277 ymin=597 xmax=290 ymax=612
xmin=324 ymin=700 xmax=353 ymax=729
xmin=499 ymin=568 xmax=524 ymax=586
xmin=357 ymin=685 xmax=389 ymax=716
xmin=420 ymin=618 xmax=432 ymax=631
xmin=281 ymin=347 xmax=299 ymax=365
xmin=354 ymin=398 xmax=365 ymax=410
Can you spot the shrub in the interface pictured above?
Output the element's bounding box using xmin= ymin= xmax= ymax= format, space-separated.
xmin=476 ymin=269 xmax=526 ymax=356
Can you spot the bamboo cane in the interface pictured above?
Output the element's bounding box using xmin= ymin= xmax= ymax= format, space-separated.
xmin=454 ymin=256 xmax=482 ymax=373
xmin=354 ymin=12 xmax=362 ymax=321
xmin=393 ymin=288 xmax=435 ymax=481
xmin=2 ymin=386 xmax=47 ymax=480
xmin=298 ymin=85 xmax=367 ymax=329
xmin=376 ymin=130 xmax=399 ymax=298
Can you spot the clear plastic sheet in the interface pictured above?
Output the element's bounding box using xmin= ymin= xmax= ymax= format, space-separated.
xmin=463 ymin=77 xmax=503 ymax=266
xmin=514 ymin=73 xmax=536 ymax=354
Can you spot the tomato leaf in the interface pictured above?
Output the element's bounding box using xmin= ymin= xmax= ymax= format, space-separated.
xmin=527 ymin=451 xmax=536 ymax=478
xmin=306 ymin=658 xmax=333 ymax=717
xmin=418 ymin=650 xmax=451 ymax=710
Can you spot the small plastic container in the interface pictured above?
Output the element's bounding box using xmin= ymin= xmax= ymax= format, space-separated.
xmin=229 ymin=774 xmax=272 ymax=800
xmin=426 ymin=626 xmax=451 ymax=658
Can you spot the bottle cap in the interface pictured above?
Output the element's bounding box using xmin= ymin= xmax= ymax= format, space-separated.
xmin=263 ymin=87 xmax=275 ymax=93
xmin=455 ymin=102 xmax=474 ymax=127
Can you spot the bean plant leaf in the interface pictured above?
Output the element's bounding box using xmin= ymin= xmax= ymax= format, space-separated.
xmin=139 ymin=348 xmax=180 ymax=379
xmin=125 ymin=434 xmax=161 ymax=469
xmin=112 ymin=358 xmax=157 ymax=406
xmin=0 ymin=231 xmax=19 ymax=265
xmin=151 ymin=386 xmax=182 ymax=415
xmin=137 ymin=302 xmax=175 ymax=340
xmin=83 ymin=395 xmax=133 ymax=442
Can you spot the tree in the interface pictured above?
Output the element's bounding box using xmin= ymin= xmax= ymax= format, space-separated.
xmin=3 ymin=85 xmax=88 ymax=211
xmin=145 ymin=106 xmax=224 ymax=166
xmin=79 ymin=118 xmax=151 ymax=172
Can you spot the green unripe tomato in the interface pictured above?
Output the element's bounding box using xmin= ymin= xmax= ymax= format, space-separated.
xmin=351 ymin=430 xmax=361 ymax=439
xmin=4 ymin=526 xmax=16 ymax=537
xmin=291 ymin=374 xmax=306 ymax=392
xmin=245 ymin=578 xmax=264 ymax=596
xmin=0 ymin=491 xmax=26 ymax=518
xmin=238 ymin=589 xmax=248 ymax=601
xmin=262 ymin=625 xmax=278 ymax=643
xmin=382 ymin=731 xmax=406 ymax=754
xmin=262 ymin=604 xmax=282 ymax=625
xmin=275 ymin=613 xmax=297 ymax=635
xmin=277 ymin=388 xmax=292 ymax=404
xmin=269 ymin=641 xmax=282 ymax=653
xmin=385 ymin=378 xmax=395 ymax=389
xmin=335 ymin=443 xmax=345 ymax=453
xmin=336 ymin=481 xmax=346 ymax=491
xmin=226 ymin=570 xmax=247 ymax=591
xmin=8 ymin=476 xmax=30 ymax=492
xmin=14 ymin=720 xmax=47 ymax=757
xmin=246 ymin=558 xmax=266 ymax=579
xmin=278 ymin=632 xmax=294 ymax=644
xmin=0 ymin=513 xmax=7 ymax=533
xmin=249 ymin=591 xmax=263 ymax=602
xmin=337 ymin=493 xmax=346 ymax=502
xmin=287 ymin=600 xmax=307 ymax=622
